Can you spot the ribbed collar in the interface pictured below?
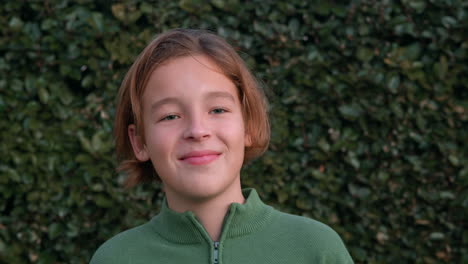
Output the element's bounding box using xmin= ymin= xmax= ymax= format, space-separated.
xmin=149 ymin=188 xmax=274 ymax=244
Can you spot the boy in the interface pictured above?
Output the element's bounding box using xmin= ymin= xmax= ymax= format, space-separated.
xmin=90 ymin=29 xmax=353 ymax=264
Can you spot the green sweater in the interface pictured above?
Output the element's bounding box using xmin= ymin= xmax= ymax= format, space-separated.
xmin=90 ymin=188 xmax=353 ymax=264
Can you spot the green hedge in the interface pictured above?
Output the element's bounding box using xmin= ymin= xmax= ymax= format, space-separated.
xmin=1 ymin=1 xmax=467 ymax=263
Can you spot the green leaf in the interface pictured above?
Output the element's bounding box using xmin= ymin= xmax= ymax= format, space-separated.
xmin=348 ymin=183 xmax=370 ymax=198
xmin=78 ymin=131 xmax=93 ymax=154
xmin=434 ymin=56 xmax=448 ymax=80
xmin=81 ymin=75 xmax=93 ymax=88
xmin=403 ymin=43 xmax=421 ymax=60
xmin=111 ymin=4 xmax=126 ymax=21
xmin=350 ymin=247 xmax=367 ymax=261
xmin=38 ymin=87 xmax=50 ymax=104
xmin=91 ymin=12 xmax=104 ymax=33
xmin=8 ymin=17 xmax=23 ymax=30
xmin=296 ymin=197 xmax=313 ymax=210
xmin=48 ymin=223 xmax=62 ymax=239
xmin=441 ymin=16 xmax=457 ymax=28
xmin=288 ymin=18 xmax=300 ymax=37
xmin=276 ymin=190 xmax=288 ymax=203
xmin=346 ymin=152 xmax=360 ymax=169
xmin=179 ymin=0 xmax=212 ymax=14
xmin=448 ymin=154 xmax=459 ymax=166
xmin=92 ymin=132 xmax=103 ymax=152
xmin=211 ymin=0 xmax=225 ymax=9
xmin=358 ymin=25 xmax=370 ymax=36
xmin=439 ymin=191 xmax=455 ymax=199
xmin=317 ymin=138 xmax=330 ymax=152
xmin=314 ymin=2 xmax=331 ymax=15
xmin=356 ymin=47 xmax=374 ymax=62
xmin=339 ymin=104 xmax=363 ymax=120
xmin=57 ymin=87 xmax=73 ymax=105
xmin=140 ymin=2 xmax=154 ymax=14
xmin=408 ymin=0 xmax=426 ymax=13
xmin=429 ymin=232 xmax=444 ymax=240
xmin=387 ymin=75 xmax=400 ymax=93
xmin=95 ymin=194 xmax=113 ymax=208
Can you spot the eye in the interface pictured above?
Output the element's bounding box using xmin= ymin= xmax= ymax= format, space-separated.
xmin=160 ymin=114 xmax=180 ymax=121
xmin=210 ymin=108 xmax=227 ymax=114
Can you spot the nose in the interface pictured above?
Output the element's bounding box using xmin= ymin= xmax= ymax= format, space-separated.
xmin=183 ymin=114 xmax=210 ymax=141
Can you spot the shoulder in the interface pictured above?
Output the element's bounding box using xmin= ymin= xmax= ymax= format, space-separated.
xmin=89 ymin=223 xmax=151 ymax=264
xmin=274 ymin=210 xmax=341 ymax=240
xmin=270 ymin=210 xmax=354 ymax=263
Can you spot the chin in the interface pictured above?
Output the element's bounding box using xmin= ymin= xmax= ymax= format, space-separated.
xmin=187 ymin=185 xmax=227 ymax=201
xmin=185 ymin=180 xmax=237 ymax=202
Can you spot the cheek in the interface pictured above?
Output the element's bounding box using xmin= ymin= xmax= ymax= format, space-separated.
xmin=221 ymin=119 xmax=247 ymax=146
xmin=144 ymin=127 xmax=174 ymax=157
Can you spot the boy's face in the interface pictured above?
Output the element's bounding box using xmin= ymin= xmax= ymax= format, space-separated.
xmin=129 ymin=55 xmax=250 ymax=202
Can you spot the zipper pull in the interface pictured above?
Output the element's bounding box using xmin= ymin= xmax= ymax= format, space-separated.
xmin=213 ymin=242 xmax=220 ymax=264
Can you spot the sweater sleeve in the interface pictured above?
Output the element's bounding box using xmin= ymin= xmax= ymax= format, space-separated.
xmin=308 ymin=223 xmax=354 ymax=264
xmin=89 ymin=228 xmax=138 ymax=264
xmin=273 ymin=212 xmax=354 ymax=264
xmin=89 ymin=242 xmax=125 ymax=264
xmin=315 ymin=229 xmax=354 ymax=264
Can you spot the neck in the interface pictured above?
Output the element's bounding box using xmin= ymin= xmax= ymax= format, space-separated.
xmin=164 ymin=179 xmax=245 ymax=242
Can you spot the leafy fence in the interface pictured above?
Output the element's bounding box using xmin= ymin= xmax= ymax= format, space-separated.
xmin=0 ymin=1 xmax=467 ymax=263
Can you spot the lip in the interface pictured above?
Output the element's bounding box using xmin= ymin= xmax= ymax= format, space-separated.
xmin=179 ymin=150 xmax=221 ymax=165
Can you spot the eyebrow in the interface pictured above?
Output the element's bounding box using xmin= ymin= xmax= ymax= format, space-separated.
xmin=150 ymin=91 xmax=236 ymax=113
xmin=205 ymin=91 xmax=236 ymax=103
xmin=150 ymin=97 xmax=180 ymax=114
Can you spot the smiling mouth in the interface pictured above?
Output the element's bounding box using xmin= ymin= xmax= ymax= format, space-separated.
xmin=179 ymin=151 xmax=221 ymax=165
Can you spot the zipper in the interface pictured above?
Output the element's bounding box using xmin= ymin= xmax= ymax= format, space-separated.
xmin=213 ymin=242 xmax=220 ymax=264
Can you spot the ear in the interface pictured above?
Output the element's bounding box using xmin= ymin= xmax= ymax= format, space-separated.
xmin=244 ymin=132 xmax=252 ymax=147
xmin=128 ymin=124 xmax=150 ymax=162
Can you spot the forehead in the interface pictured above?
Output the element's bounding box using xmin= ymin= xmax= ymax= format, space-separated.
xmin=142 ymin=55 xmax=239 ymax=105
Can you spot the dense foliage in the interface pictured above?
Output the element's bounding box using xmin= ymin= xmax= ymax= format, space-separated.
xmin=1 ymin=1 xmax=467 ymax=263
